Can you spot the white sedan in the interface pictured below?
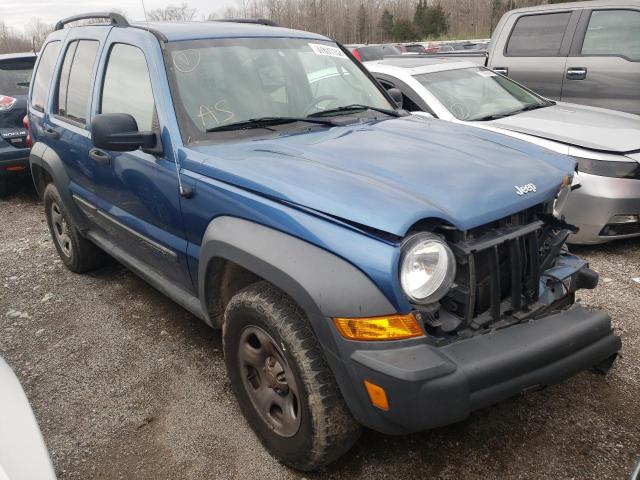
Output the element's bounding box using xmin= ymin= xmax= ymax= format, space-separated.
xmin=365 ymin=57 xmax=640 ymax=244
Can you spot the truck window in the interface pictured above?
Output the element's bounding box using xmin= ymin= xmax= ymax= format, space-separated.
xmin=56 ymin=40 xmax=99 ymax=126
xmin=581 ymin=10 xmax=640 ymax=61
xmin=30 ymin=41 xmax=61 ymax=112
xmin=101 ymin=44 xmax=156 ymax=131
xmin=506 ymin=13 xmax=572 ymax=56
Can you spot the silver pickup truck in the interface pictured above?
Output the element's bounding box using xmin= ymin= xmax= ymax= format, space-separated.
xmin=432 ymin=0 xmax=640 ymax=115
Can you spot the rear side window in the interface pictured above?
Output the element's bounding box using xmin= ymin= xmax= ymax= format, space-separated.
xmin=581 ymin=10 xmax=640 ymax=61
xmin=0 ymin=57 xmax=35 ymax=97
xmin=56 ymin=40 xmax=99 ymax=126
xmin=100 ymin=44 xmax=155 ymax=131
xmin=506 ymin=12 xmax=572 ymax=56
xmin=30 ymin=41 xmax=61 ymax=112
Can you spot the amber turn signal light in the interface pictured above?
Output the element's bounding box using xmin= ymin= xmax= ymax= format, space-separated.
xmin=333 ymin=313 xmax=423 ymax=341
xmin=364 ymin=380 xmax=389 ymax=411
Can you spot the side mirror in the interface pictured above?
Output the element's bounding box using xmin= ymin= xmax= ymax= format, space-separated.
xmin=91 ymin=113 xmax=161 ymax=154
xmin=386 ymin=87 xmax=403 ymax=109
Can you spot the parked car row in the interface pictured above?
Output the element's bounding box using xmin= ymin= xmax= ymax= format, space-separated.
xmin=9 ymin=9 xmax=622 ymax=473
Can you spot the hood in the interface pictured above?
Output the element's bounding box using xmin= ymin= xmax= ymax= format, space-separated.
xmin=489 ymin=102 xmax=640 ymax=154
xmin=185 ymin=117 xmax=574 ymax=236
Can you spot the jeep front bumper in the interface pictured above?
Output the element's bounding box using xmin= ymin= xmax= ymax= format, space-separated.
xmin=330 ymin=305 xmax=620 ymax=435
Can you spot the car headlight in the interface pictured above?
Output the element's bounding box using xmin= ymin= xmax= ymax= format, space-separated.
xmin=575 ymin=156 xmax=640 ymax=179
xmin=553 ymin=176 xmax=572 ymax=219
xmin=400 ymin=233 xmax=456 ymax=304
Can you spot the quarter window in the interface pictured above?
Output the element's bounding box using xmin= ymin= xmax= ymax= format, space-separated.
xmin=30 ymin=41 xmax=61 ymax=112
xmin=56 ymin=40 xmax=99 ymax=126
xmin=101 ymin=44 xmax=156 ymax=131
xmin=581 ymin=10 xmax=640 ymax=61
xmin=506 ymin=13 xmax=572 ymax=56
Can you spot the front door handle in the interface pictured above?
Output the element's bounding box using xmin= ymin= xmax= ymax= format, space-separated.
xmin=42 ymin=127 xmax=59 ymax=140
xmin=493 ymin=67 xmax=508 ymax=75
xmin=566 ymin=67 xmax=587 ymax=80
xmin=89 ymin=148 xmax=111 ymax=166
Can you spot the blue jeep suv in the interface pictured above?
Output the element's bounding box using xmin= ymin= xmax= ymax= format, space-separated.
xmin=29 ymin=13 xmax=621 ymax=470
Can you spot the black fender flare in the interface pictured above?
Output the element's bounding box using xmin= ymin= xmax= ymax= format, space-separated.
xmin=197 ymin=216 xmax=395 ymax=324
xmin=29 ymin=141 xmax=89 ymax=230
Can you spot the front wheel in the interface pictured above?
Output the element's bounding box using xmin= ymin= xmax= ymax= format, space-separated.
xmin=223 ymin=281 xmax=361 ymax=471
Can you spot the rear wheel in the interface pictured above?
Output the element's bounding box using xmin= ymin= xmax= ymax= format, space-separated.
xmin=223 ymin=281 xmax=361 ymax=471
xmin=43 ymin=183 xmax=106 ymax=273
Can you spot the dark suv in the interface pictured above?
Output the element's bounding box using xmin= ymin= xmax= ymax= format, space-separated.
xmin=0 ymin=52 xmax=36 ymax=196
xmin=29 ymin=13 xmax=621 ymax=471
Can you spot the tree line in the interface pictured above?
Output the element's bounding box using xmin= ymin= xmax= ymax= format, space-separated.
xmin=1 ymin=0 xmax=571 ymax=54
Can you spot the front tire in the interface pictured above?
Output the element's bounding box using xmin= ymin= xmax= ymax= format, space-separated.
xmin=223 ymin=281 xmax=361 ymax=471
xmin=43 ymin=183 xmax=106 ymax=273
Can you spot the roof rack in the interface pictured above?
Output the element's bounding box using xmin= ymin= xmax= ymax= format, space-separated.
xmin=217 ymin=18 xmax=279 ymax=27
xmin=54 ymin=12 xmax=129 ymax=31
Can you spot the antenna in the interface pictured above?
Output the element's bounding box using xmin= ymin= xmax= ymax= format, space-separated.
xmin=140 ymin=0 xmax=193 ymax=198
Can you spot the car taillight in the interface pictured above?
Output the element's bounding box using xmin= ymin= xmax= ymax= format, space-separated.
xmin=351 ymin=49 xmax=362 ymax=62
xmin=0 ymin=95 xmax=16 ymax=111
xmin=23 ymin=115 xmax=32 ymax=148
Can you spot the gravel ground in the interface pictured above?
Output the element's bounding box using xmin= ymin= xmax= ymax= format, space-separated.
xmin=1 ymin=180 xmax=639 ymax=480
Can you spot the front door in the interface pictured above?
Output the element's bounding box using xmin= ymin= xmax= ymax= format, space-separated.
xmin=88 ymin=38 xmax=192 ymax=291
xmin=562 ymin=8 xmax=640 ymax=115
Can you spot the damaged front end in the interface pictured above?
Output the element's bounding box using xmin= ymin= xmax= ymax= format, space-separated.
xmin=416 ymin=202 xmax=600 ymax=342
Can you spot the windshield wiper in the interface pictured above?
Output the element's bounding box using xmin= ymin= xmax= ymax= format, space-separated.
xmin=473 ymin=103 xmax=550 ymax=121
xmin=308 ymin=104 xmax=402 ymax=118
xmin=206 ymin=116 xmax=339 ymax=133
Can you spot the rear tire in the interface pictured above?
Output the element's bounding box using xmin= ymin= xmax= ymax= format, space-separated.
xmin=43 ymin=183 xmax=106 ymax=273
xmin=223 ymin=281 xmax=361 ymax=471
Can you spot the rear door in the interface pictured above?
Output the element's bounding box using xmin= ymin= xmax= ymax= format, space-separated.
xmin=41 ymin=27 xmax=109 ymax=195
xmin=562 ymin=8 xmax=640 ymax=114
xmin=489 ymin=10 xmax=580 ymax=99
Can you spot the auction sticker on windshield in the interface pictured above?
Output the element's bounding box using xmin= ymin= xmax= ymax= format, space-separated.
xmin=308 ymin=43 xmax=347 ymax=58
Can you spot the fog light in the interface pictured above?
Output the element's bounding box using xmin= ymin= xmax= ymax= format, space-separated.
xmin=364 ymin=380 xmax=389 ymax=411
xmin=333 ymin=313 xmax=424 ymax=341
xmin=608 ymin=214 xmax=639 ymax=224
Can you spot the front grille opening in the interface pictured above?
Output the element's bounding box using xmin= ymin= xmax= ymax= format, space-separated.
xmin=423 ymin=203 xmax=553 ymax=339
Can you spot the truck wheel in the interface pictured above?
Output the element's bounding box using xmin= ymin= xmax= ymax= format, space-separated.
xmin=223 ymin=281 xmax=361 ymax=471
xmin=43 ymin=183 xmax=106 ymax=273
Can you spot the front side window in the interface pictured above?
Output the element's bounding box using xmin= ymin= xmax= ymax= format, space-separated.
xmin=506 ymin=12 xmax=572 ymax=56
xmin=581 ymin=10 xmax=640 ymax=61
xmin=30 ymin=41 xmax=61 ymax=112
xmin=414 ymin=67 xmax=549 ymax=121
xmin=166 ymin=37 xmax=392 ymax=143
xmin=101 ymin=43 xmax=155 ymax=131
xmin=56 ymin=40 xmax=99 ymax=125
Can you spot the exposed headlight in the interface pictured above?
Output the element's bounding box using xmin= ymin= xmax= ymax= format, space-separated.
xmin=400 ymin=233 xmax=456 ymax=304
xmin=575 ymin=156 xmax=640 ymax=179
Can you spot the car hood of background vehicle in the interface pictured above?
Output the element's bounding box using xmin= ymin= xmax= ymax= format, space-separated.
xmin=187 ymin=117 xmax=574 ymax=236
xmin=488 ymin=102 xmax=640 ymax=154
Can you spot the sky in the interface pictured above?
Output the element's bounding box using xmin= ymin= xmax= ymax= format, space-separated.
xmin=2 ymin=0 xmax=241 ymax=32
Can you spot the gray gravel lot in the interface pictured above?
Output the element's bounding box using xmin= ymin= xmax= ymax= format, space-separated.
xmin=1 ymin=180 xmax=639 ymax=479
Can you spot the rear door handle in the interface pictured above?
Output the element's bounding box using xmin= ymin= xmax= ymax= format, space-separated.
xmin=42 ymin=127 xmax=59 ymax=140
xmin=566 ymin=67 xmax=587 ymax=80
xmin=89 ymin=148 xmax=111 ymax=166
xmin=493 ymin=67 xmax=508 ymax=75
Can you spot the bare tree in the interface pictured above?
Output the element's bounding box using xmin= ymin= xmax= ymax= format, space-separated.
xmin=26 ymin=18 xmax=53 ymax=52
xmin=0 ymin=21 xmax=31 ymax=54
xmin=148 ymin=3 xmax=197 ymax=22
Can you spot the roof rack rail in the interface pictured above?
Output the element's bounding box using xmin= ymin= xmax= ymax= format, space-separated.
xmin=54 ymin=12 xmax=129 ymax=31
xmin=217 ymin=18 xmax=279 ymax=27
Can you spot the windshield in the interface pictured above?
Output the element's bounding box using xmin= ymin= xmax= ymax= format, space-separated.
xmin=0 ymin=58 xmax=35 ymax=97
xmin=413 ymin=67 xmax=549 ymax=121
xmin=166 ymin=38 xmax=393 ymax=143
